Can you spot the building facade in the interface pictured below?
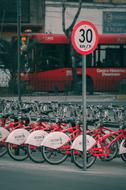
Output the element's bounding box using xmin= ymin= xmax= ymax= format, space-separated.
xmin=0 ymin=0 xmax=126 ymax=41
xmin=45 ymin=0 xmax=126 ymax=34
xmin=0 ymin=0 xmax=45 ymax=40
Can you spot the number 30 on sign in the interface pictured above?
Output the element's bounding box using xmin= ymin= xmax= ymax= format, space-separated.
xmin=71 ymin=21 xmax=99 ymax=55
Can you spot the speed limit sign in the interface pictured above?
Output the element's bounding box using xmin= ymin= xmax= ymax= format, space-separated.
xmin=71 ymin=20 xmax=98 ymax=55
xmin=71 ymin=21 xmax=98 ymax=171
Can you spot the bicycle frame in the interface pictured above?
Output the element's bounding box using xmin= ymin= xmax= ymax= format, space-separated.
xmin=71 ymin=127 xmax=126 ymax=157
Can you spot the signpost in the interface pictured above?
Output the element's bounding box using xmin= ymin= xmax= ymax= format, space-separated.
xmin=71 ymin=20 xmax=98 ymax=170
xmin=17 ymin=0 xmax=21 ymax=102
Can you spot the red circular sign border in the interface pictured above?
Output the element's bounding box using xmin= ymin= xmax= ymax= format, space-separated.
xmin=71 ymin=20 xmax=99 ymax=55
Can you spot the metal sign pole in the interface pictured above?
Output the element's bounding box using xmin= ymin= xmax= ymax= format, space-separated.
xmin=82 ymin=55 xmax=87 ymax=171
xmin=71 ymin=20 xmax=98 ymax=171
xmin=17 ymin=0 xmax=21 ymax=102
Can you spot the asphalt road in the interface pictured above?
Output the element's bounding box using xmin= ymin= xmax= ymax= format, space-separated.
xmin=0 ymin=155 xmax=126 ymax=190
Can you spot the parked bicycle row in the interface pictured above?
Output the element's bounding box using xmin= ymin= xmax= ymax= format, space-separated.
xmin=0 ymin=98 xmax=126 ymax=123
xmin=0 ymin=101 xmax=126 ymax=169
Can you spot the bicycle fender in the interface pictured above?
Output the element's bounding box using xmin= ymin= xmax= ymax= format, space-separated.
xmin=71 ymin=134 xmax=96 ymax=151
xmin=41 ymin=131 xmax=70 ymax=149
xmin=5 ymin=128 xmax=30 ymax=145
xmin=119 ymin=139 xmax=126 ymax=154
xmin=0 ymin=127 xmax=10 ymax=141
xmin=25 ymin=130 xmax=48 ymax=146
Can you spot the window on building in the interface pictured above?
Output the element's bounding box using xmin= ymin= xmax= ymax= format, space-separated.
xmin=0 ymin=0 xmax=30 ymax=23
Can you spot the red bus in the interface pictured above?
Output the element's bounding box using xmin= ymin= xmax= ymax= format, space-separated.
xmin=20 ymin=33 xmax=126 ymax=94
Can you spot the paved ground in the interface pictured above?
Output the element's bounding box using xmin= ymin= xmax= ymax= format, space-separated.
xmin=1 ymin=94 xmax=126 ymax=102
xmin=0 ymin=155 xmax=126 ymax=190
xmin=0 ymin=154 xmax=126 ymax=176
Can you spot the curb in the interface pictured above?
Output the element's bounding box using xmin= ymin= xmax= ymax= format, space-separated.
xmin=116 ymin=95 xmax=126 ymax=100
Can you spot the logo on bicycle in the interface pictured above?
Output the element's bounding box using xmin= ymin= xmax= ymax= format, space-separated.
xmin=50 ymin=137 xmax=63 ymax=146
xmin=15 ymin=134 xmax=25 ymax=141
xmin=34 ymin=135 xmax=45 ymax=140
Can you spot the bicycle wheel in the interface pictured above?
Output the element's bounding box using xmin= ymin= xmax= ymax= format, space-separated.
xmin=7 ymin=143 xmax=28 ymax=161
xmin=99 ymin=139 xmax=119 ymax=161
xmin=72 ymin=150 xmax=96 ymax=169
xmin=28 ymin=145 xmax=45 ymax=163
xmin=120 ymin=140 xmax=126 ymax=163
xmin=42 ymin=146 xmax=69 ymax=165
xmin=0 ymin=142 xmax=7 ymax=157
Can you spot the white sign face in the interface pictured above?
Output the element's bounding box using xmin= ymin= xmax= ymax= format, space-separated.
xmin=25 ymin=130 xmax=48 ymax=146
xmin=6 ymin=128 xmax=30 ymax=145
xmin=71 ymin=21 xmax=98 ymax=55
xmin=41 ymin=131 xmax=70 ymax=149
xmin=71 ymin=135 xmax=96 ymax=151
xmin=0 ymin=127 xmax=9 ymax=141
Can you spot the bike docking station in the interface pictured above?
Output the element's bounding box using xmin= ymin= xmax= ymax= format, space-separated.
xmin=71 ymin=20 xmax=99 ymax=171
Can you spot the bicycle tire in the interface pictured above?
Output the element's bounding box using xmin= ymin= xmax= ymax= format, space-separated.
xmin=0 ymin=142 xmax=7 ymax=157
xmin=7 ymin=143 xmax=28 ymax=161
xmin=42 ymin=146 xmax=69 ymax=165
xmin=72 ymin=150 xmax=96 ymax=169
xmin=100 ymin=139 xmax=119 ymax=161
xmin=28 ymin=145 xmax=45 ymax=163
xmin=120 ymin=140 xmax=126 ymax=163
xmin=121 ymin=153 xmax=126 ymax=163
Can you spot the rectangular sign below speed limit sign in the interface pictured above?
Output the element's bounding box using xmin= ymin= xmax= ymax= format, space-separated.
xmin=71 ymin=21 xmax=98 ymax=171
xmin=71 ymin=20 xmax=98 ymax=55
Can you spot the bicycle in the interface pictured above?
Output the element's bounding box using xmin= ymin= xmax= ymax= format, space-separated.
xmin=41 ymin=118 xmax=82 ymax=165
xmin=71 ymin=123 xmax=126 ymax=169
xmin=5 ymin=114 xmax=31 ymax=161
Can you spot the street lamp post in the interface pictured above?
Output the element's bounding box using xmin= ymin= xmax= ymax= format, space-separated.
xmin=17 ymin=0 xmax=21 ymax=102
